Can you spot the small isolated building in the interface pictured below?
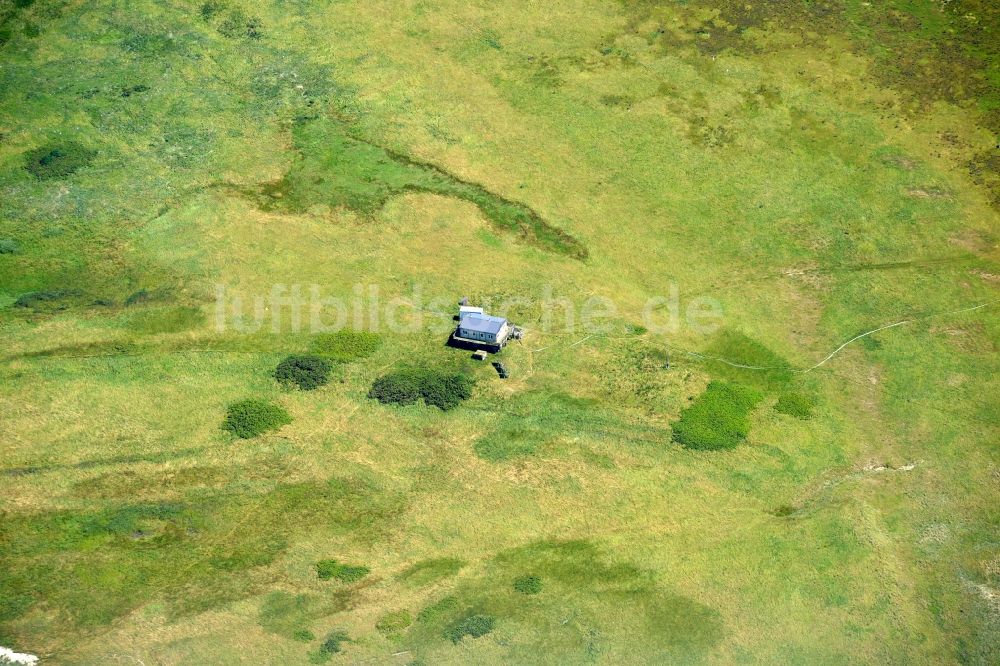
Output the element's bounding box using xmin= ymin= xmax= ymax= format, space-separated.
xmin=451 ymin=299 xmax=521 ymax=350
xmin=456 ymin=312 xmax=511 ymax=347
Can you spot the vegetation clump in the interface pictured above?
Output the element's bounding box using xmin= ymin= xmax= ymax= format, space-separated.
xmin=310 ymin=329 xmax=381 ymax=361
xmin=319 ymin=629 xmax=350 ymax=654
xmin=315 ymin=560 xmax=369 ymax=583
xmin=217 ymin=9 xmax=262 ymax=39
xmin=14 ymin=289 xmax=81 ymax=309
xmin=0 ymin=239 xmax=20 ymax=254
xmin=368 ymin=368 xmax=472 ymax=410
xmin=375 ymin=609 xmax=412 ymax=633
xmin=399 ymin=557 xmax=465 ymax=586
xmin=275 ymin=355 xmax=332 ymax=390
xmin=444 ymin=613 xmax=495 ymax=643
xmin=24 ymin=142 xmax=96 ymax=179
xmin=672 ymin=381 xmax=762 ymax=451
xmin=222 ymin=399 xmax=291 ymax=439
xmin=417 ymin=595 xmax=459 ymax=623
xmin=513 ymin=574 xmax=542 ymax=595
xmin=774 ymin=391 xmax=815 ymax=419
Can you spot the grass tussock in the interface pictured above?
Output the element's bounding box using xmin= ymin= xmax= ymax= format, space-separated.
xmin=774 ymin=391 xmax=816 ymax=419
xmin=315 ymin=560 xmax=369 ymax=583
xmin=444 ymin=613 xmax=495 ymax=643
xmin=375 ymin=609 xmax=412 ymax=633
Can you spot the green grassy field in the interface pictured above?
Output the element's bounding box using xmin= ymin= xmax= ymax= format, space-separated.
xmin=1 ymin=0 xmax=998 ymax=663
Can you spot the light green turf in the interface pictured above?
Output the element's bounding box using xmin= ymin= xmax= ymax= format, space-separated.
xmin=0 ymin=0 xmax=997 ymax=664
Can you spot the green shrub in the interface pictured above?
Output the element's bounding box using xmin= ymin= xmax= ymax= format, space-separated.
xmin=310 ymin=329 xmax=381 ymax=361
xmin=774 ymin=391 xmax=815 ymax=419
xmin=444 ymin=614 xmax=495 ymax=643
xmin=368 ymin=369 xmax=472 ymax=410
xmin=315 ymin=560 xmax=369 ymax=583
xmin=375 ymin=609 xmax=412 ymax=633
xmin=222 ymin=399 xmax=291 ymax=439
xmin=0 ymin=239 xmax=21 ymax=254
xmin=319 ymin=629 xmax=350 ymax=654
xmin=275 ymin=355 xmax=332 ymax=390
xmin=200 ymin=0 xmax=227 ymax=21
xmin=24 ymin=142 xmax=97 ymax=180
xmin=671 ymin=381 xmax=762 ymax=451
xmin=513 ymin=574 xmax=542 ymax=595
xmin=14 ymin=289 xmax=82 ymax=309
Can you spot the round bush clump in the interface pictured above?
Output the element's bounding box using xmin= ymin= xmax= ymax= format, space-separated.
xmin=444 ymin=613 xmax=495 ymax=643
xmin=274 ymin=354 xmax=332 ymax=390
xmin=513 ymin=574 xmax=542 ymax=595
xmin=368 ymin=368 xmax=472 ymax=411
xmin=223 ymin=399 xmax=291 ymax=438
xmin=24 ymin=142 xmax=97 ymax=180
xmin=0 ymin=238 xmax=20 ymax=255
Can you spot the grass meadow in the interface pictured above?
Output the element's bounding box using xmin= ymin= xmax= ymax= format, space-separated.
xmin=0 ymin=0 xmax=998 ymax=663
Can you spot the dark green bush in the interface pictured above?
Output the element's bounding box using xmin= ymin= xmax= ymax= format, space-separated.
xmin=368 ymin=369 xmax=472 ymax=410
xmin=222 ymin=399 xmax=291 ymax=439
xmin=444 ymin=613 xmax=495 ymax=643
xmin=319 ymin=629 xmax=350 ymax=654
xmin=315 ymin=560 xmax=369 ymax=583
xmin=24 ymin=142 xmax=96 ymax=180
xmin=124 ymin=288 xmax=152 ymax=306
xmin=671 ymin=381 xmax=762 ymax=451
xmin=200 ymin=0 xmax=227 ymax=21
xmin=14 ymin=289 xmax=81 ymax=309
xmin=310 ymin=329 xmax=381 ymax=361
xmin=0 ymin=239 xmax=20 ymax=254
xmin=275 ymin=355 xmax=332 ymax=391
xmin=774 ymin=391 xmax=815 ymax=419
xmin=513 ymin=574 xmax=542 ymax=595
xmin=375 ymin=609 xmax=412 ymax=633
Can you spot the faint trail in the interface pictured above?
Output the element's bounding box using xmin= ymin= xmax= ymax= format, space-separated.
xmin=799 ymin=320 xmax=912 ymax=374
xmin=531 ymin=298 xmax=1000 ymax=376
xmin=800 ymin=298 xmax=1000 ymax=373
xmin=680 ymin=351 xmax=776 ymax=371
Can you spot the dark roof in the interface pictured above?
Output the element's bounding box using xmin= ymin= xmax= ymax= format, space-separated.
xmin=459 ymin=312 xmax=507 ymax=335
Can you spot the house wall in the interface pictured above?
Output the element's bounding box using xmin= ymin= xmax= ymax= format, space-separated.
xmin=459 ymin=327 xmax=497 ymax=343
